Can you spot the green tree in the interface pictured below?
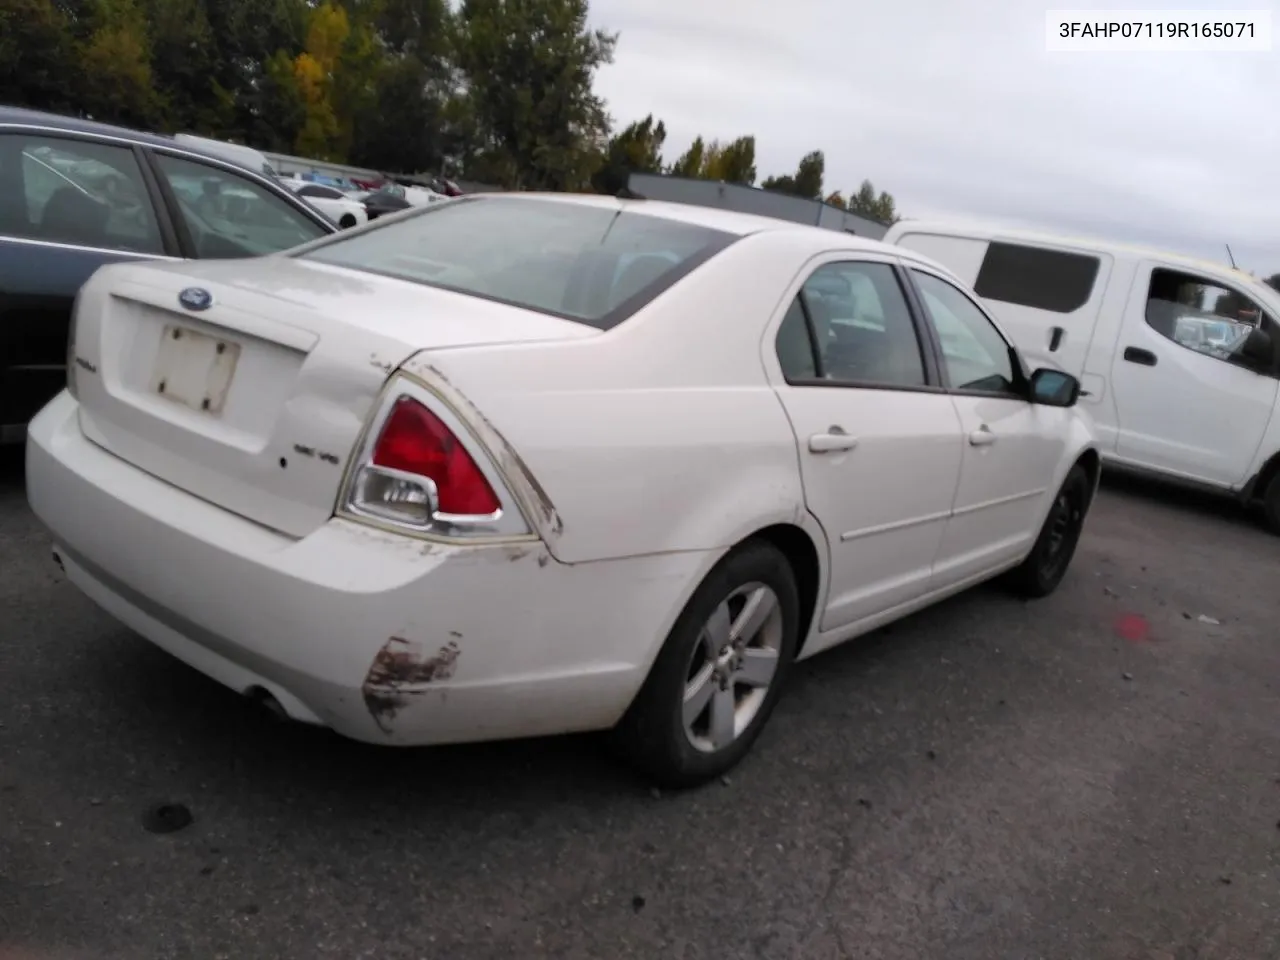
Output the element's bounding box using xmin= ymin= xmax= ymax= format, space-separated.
xmin=701 ymin=135 xmax=756 ymax=184
xmin=846 ymin=178 xmax=898 ymax=224
xmin=1264 ymin=274 xmax=1280 ymax=295
xmin=761 ymin=149 xmax=822 ymax=198
xmin=140 ymin=0 xmax=218 ymax=132
xmin=793 ymin=149 xmax=823 ymax=199
xmin=591 ymin=113 xmax=666 ymax=195
xmin=669 ymin=136 xmax=706 ymax=178
xmin=452 ymin=0 xmax=616 ymax=191
xmin=0 ymin=0 xmax=81 ymax=116
xmin=79 ymin=0 xmax=161 ymax=128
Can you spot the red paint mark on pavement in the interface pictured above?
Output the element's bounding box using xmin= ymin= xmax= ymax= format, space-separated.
xmin=1115 ymin=613 xmax=1150 ymax=643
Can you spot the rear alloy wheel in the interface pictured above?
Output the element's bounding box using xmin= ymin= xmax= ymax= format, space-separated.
xmin=1006 ymin=463 xmax=1091 ymax=598
xmin=615 ymin=540 xmax=800 ymax=788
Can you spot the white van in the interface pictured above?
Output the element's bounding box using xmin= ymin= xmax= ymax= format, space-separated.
xmin=172 ymin=134 xmax=278 ymax=179
xmin=883 ymin=220 xmax=1280 ymax=532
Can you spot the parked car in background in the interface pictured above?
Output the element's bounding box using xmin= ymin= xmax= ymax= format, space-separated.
xmin=885 ymin=221 xmax=1280 ymax=533
xmin=278 ymin=177 xmax=368 ymax=228
xmin=0 ymin=106 xmax=337 ymax=440
xmin=28 ymin=194 xmax=1099 ymax=786
xmin=172 ymin=133 xmax=279 ymax=179
xmin=356 ymin=187 xmax=414 ymax=220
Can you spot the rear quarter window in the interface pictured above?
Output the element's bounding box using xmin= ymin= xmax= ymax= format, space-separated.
xmin=298 ymin=197 xmax=739 ymax=330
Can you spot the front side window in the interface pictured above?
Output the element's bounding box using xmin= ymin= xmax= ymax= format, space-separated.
xmin=0 ymin=132 xmax=163 ymax=253
xmin=775 ymin=261 xmax=926 ymax=388
xmin=300 ymin=197 xmax=737 ymax=329
xmin=153 ymin=153 xmax=327 ymax=259
xmin=912 ymin=269 xmax=1017 ymax=394
xmin=1144 ymin=267 xmax=1272 ymax=366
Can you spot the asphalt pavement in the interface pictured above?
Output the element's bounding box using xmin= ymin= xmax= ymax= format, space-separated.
xmin=3 ymin=444 xmax=1280 ymax=960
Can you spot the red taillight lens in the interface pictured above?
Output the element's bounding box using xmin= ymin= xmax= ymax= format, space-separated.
xmin=371 ymin=396 xmax=501 ymax=516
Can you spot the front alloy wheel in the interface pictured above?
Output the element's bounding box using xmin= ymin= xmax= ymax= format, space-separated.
xmin=616 ymin=540 xmax=800 ymax=788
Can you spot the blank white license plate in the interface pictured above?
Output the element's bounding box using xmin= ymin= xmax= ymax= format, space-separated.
xmin=150 ymin=324 xmax=241 ymax=416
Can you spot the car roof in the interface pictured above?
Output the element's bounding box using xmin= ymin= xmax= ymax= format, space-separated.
xmin=890 ymin=218 xmax=1258 ymax=286
xmin=0 ymin=105 xmax=248 ymax=167
xmin=482 ymin=191 xmax=906 ymax=254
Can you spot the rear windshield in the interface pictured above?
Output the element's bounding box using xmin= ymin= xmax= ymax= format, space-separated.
xmin=298 ymin=196 xmax=739 ymax=329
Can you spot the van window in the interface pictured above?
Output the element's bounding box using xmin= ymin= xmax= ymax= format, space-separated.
xmin=974 ymin=241 xmax=1100 ymax=314
xmin=1144 ymin=268 xmax=1270 ymax=365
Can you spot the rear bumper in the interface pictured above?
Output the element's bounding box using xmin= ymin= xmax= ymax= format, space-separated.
xmin=27 ymin=390 xmax=713 ymax=745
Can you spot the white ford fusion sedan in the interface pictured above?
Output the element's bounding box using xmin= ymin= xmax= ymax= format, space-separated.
xmin=27 ymin=194 xmax=1100 ymax=787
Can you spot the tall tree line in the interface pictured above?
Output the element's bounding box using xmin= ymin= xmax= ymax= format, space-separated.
xmin=0 ymin=0 xmax=900 ymax=217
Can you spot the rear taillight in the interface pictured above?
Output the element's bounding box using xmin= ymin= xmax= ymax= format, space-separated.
xmin=341 ymin=377 xmax=530 ymax=540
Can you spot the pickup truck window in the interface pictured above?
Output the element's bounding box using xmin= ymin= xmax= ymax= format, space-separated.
xmin=0 ymin=132 xmax=164 ymax=254
xmin=1145 ymin=268 xmax=1269 ymax=365
xmin=974 ymin=241 xmax=1100 ymax=314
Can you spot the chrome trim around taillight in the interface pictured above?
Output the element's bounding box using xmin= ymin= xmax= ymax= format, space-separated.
xmin=336 ymin=374 xmax=534 ymax=543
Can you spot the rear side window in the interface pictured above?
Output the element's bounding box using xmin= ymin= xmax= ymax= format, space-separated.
xmin=0 ymin=132 xmax=164 ymax=254
xmin=974 ymin=241 xmax=1100 ymax=314
xmin=299 ymin=197 xmax=738 ymax=329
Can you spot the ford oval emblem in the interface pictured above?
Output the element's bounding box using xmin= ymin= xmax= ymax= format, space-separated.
xmin=178 ymin=287 xmax=213 ymax=311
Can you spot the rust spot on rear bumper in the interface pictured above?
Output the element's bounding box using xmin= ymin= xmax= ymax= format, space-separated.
xmin=362 ymin=636 xmax=460 ymax=733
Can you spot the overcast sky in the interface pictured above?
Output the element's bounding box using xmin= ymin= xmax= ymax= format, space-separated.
xmin=589 ymin=0 xmax=1280 ymax=276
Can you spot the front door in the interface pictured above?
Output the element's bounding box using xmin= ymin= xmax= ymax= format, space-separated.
xmin=769 ymin=257 xmax=964 ymax=633
xmin=1109 ymin=262 xmax=1279 ymax=487
xmin=906 ymin=267 xmax=1072 ymax=584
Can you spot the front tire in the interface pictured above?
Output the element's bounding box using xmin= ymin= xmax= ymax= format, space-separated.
xmin=1261 ymin=473 xmax=1280 ymax=535
xmin=1006 ymin=463 xmax=1091 ymax=598
xmin=614 ymin=540 xmax=800 ymax=789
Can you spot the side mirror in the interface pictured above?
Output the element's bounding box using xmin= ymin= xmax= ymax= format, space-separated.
xmin=1238 ymin=327 xmax=1275 ymax=372
xmin=1028 ymin=367 xmax=1081 ymax=407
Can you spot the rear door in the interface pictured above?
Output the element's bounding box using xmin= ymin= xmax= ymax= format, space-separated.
xmin=1109 ymin=262 xmax=1279 ymax=486
xmin=768 ymin=255 xmax=965 ymax=632
xmin=0 ymin=127 xmax=180 ymax=432
xmin=905 ymin=266 xmax=1072 ymax=583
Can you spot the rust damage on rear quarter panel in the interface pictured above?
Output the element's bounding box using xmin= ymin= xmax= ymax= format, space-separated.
xmin=418 ymin=363 xmax=565 ymax=537
xmin=362 ymin=636 xmax=461 ymax=733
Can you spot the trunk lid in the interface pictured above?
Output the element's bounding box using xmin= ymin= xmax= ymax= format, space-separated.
xmin=71 ymin=256 xmax=598 ymax=538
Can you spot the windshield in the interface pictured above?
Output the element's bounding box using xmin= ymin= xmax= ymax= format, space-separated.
xmin=298 ymin=197 xmax=738 ymax=329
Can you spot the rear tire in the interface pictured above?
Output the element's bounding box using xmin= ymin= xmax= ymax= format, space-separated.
xmin=1005 ymin=463 xmax=1091 ymax=599
xmin=614 ymin=540 xmax=800 ymax=789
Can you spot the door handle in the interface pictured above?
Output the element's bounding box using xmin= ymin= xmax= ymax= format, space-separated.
xmin=808 ymin=428 xmax=858 ymax=453
xmin=1048 ymin=326 xmax=1065 ymax=352
xmin=1123 ymin=346 xmax=1157 ymax=366
xmin=969 ymin=425 xmax=997 ymax=447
